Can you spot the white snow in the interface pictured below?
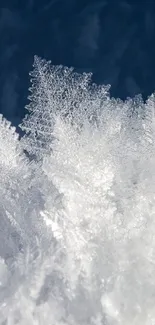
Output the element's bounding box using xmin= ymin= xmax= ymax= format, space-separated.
xmin=0 ymin=56 xmax=155 ymax=324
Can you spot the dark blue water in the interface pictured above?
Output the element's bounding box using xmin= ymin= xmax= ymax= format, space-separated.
xmin=0 ymin=0 xmax=155 ymax=128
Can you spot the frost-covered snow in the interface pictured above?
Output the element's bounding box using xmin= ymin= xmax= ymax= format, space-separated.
xmin=1 ymin=56 xmax=155 ymax=324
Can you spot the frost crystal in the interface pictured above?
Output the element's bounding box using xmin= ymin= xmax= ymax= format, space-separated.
xmin=1 ymin=56 xmax=155 ymax=324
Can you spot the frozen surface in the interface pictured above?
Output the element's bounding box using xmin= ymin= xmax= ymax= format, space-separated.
xmin=1 ymin=57 xmax=155 ymax=324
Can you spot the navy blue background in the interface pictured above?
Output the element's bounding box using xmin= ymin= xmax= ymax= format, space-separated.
xmin=0 ymin=0 xmax=155 ymax=127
